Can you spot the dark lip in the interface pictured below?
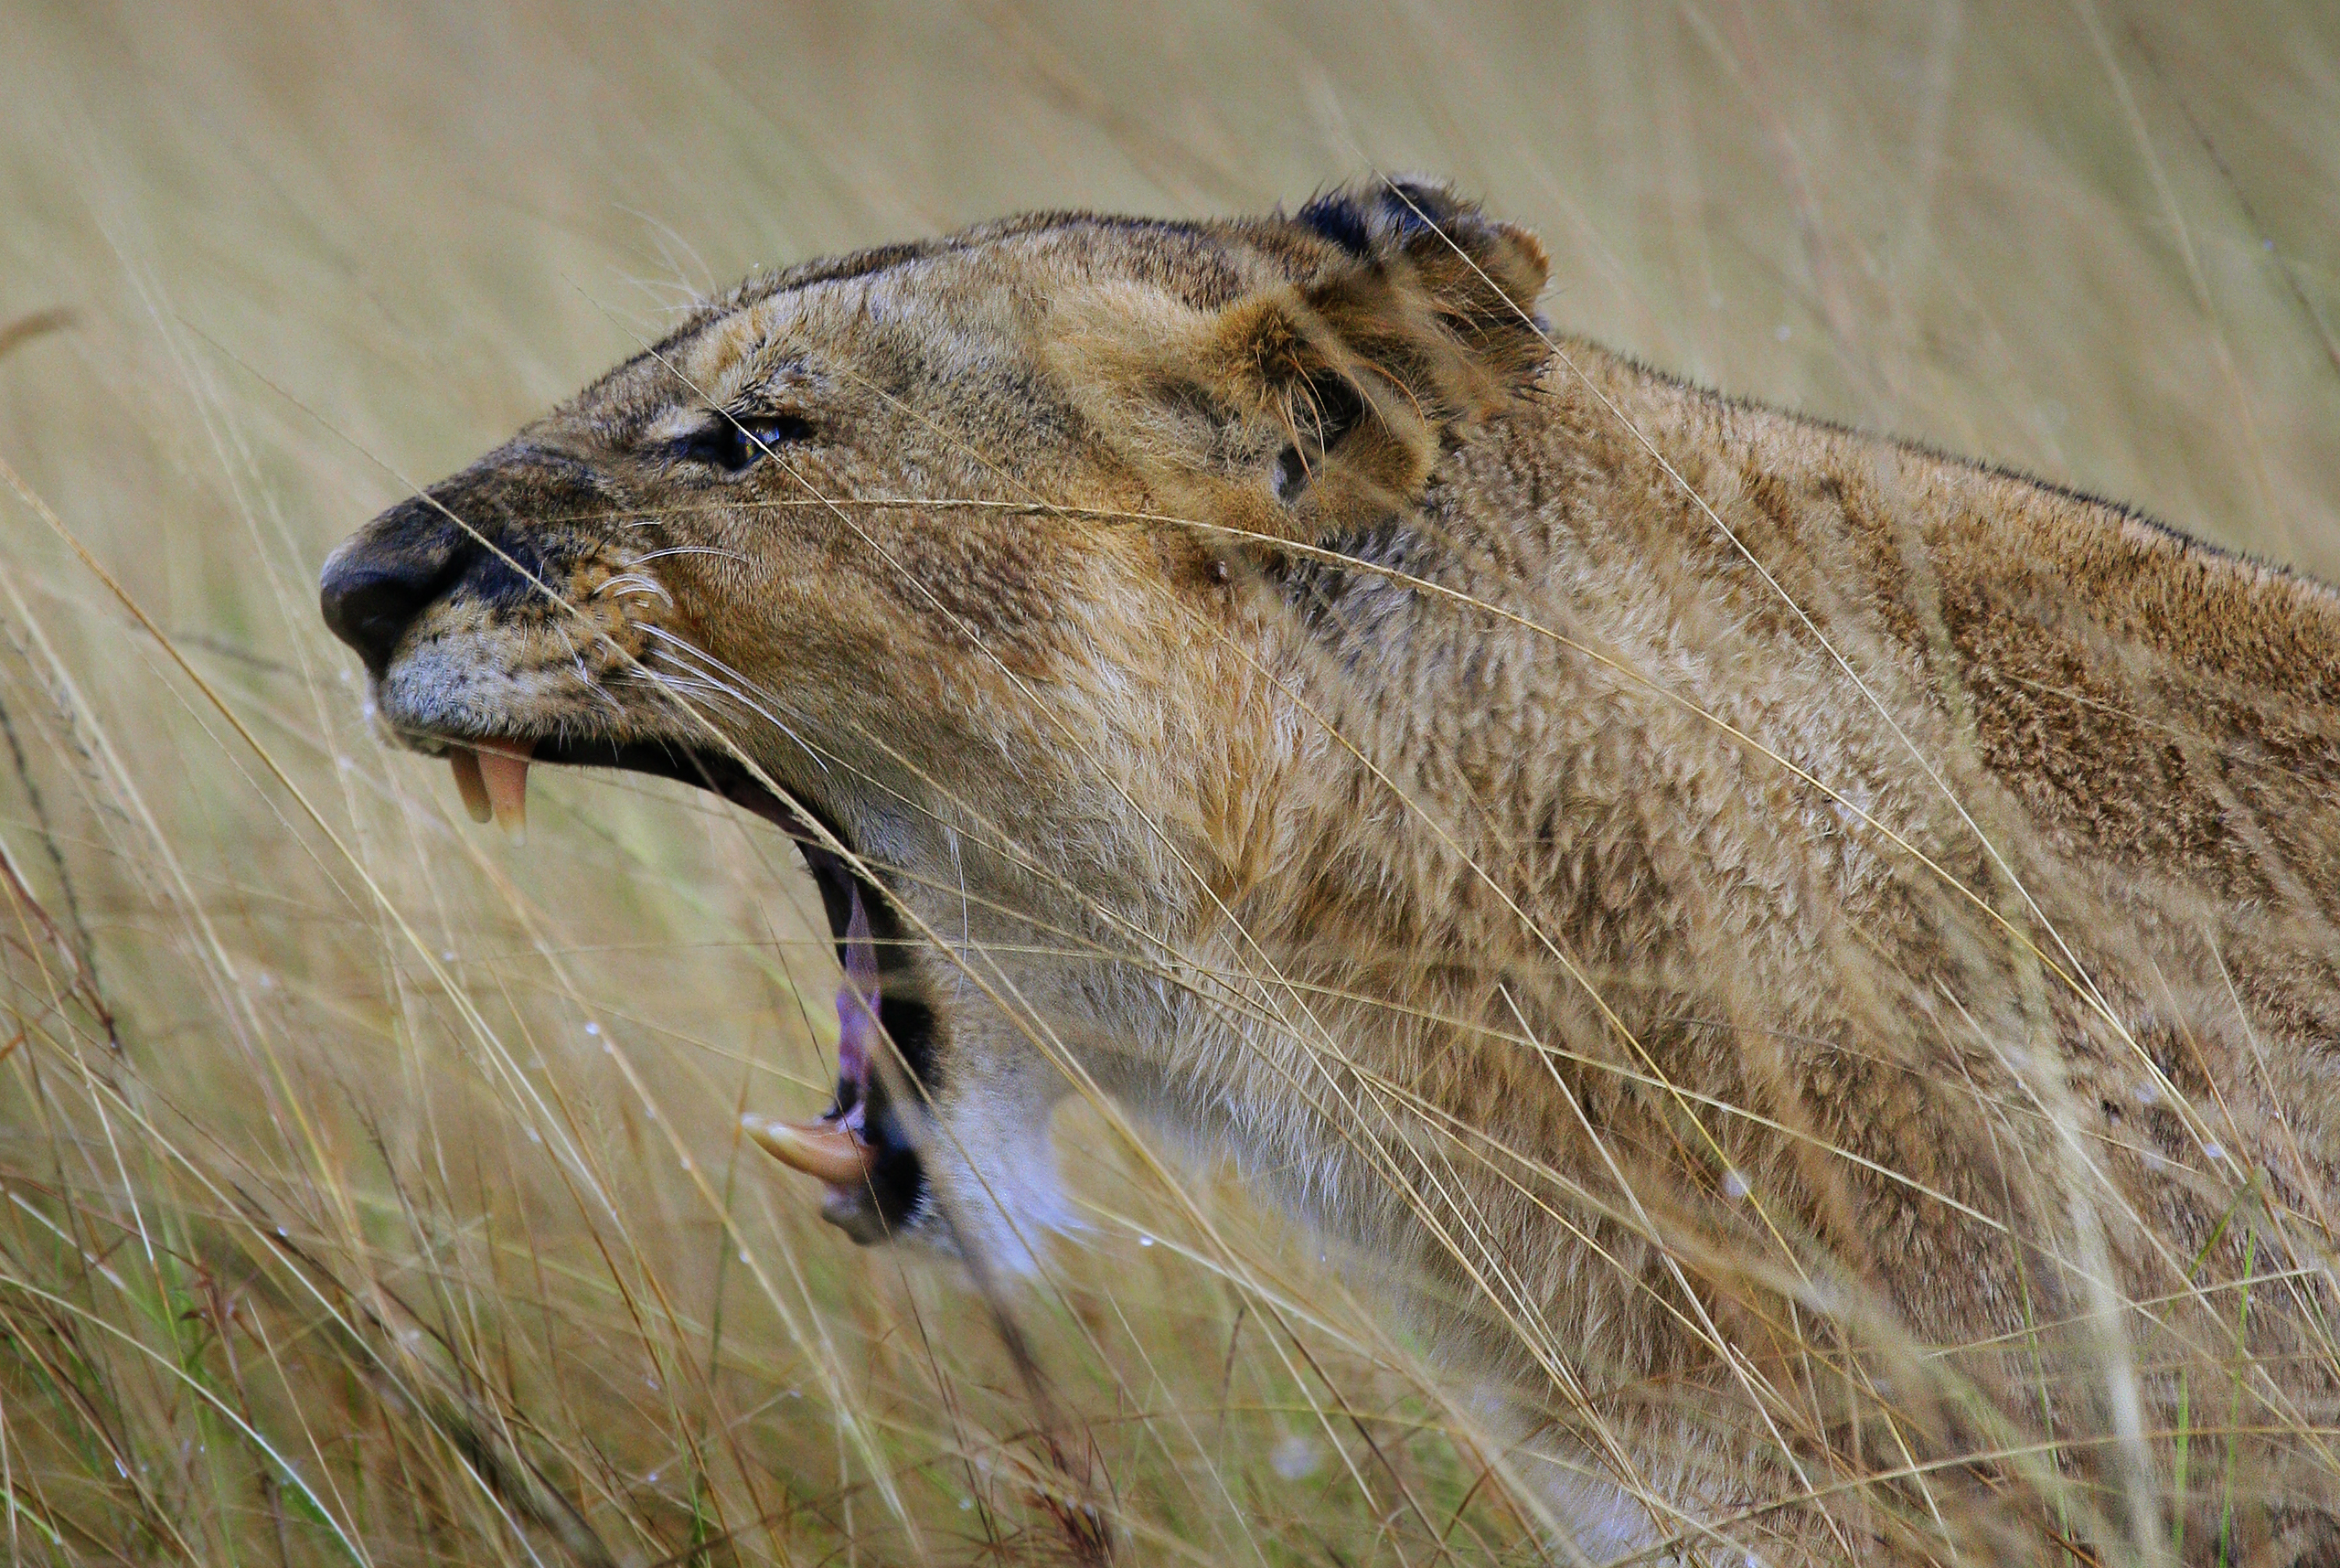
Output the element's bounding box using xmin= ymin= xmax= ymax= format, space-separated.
xmin=505 ymin=734 xmax=935 ymax=1240
xmin=526 ymin=735 xmax=832 ymax=849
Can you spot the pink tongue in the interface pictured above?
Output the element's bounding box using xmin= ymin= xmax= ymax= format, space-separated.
xmin=835 ymin=885 xmax=880 ymax=1090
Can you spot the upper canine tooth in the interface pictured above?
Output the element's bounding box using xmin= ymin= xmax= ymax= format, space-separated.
xmin=473 ymin=741 xmax=535 ymax=842
xmin=448 ymin=747 xmax=494 ymax=824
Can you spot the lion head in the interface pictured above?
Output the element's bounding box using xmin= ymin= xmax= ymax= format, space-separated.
xmin=319 ymin=179 xmax=1547 ymax=1257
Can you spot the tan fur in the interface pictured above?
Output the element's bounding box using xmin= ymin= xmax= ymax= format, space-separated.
xmin=322 ymin=184 xmax=2340 ymax=1564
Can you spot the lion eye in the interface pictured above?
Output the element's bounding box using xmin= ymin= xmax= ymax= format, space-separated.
xmin=673 ymin=412 xmax=812 ymax=474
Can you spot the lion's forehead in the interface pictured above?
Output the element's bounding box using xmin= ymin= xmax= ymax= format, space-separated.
xmin=570 ymin=217 xmax=1299 ymax=432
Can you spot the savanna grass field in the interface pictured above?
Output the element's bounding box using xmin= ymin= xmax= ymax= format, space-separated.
xmin=3 ymin=3 xmax=2338 ymax=1563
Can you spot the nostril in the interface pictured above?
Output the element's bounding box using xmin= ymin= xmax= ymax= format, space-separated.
xmin=319 ymin=555 xmax=457 ymax=675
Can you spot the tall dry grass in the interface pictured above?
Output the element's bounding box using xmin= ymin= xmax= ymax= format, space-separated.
xmin=0 ymin=2 xmax=2335 ymax=1563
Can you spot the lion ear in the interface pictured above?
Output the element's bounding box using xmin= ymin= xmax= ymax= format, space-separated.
xmin=1286 ymin=178 xmax=1551 ymax=412
xmin=1200 ymin=180 xmax=1551 ymax=531
xmin=1051 ymin=182 xmax=1546 ymax=539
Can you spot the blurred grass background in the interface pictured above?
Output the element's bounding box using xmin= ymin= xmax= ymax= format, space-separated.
xmin=0 ymin=2 xmax=2335 ymax=1562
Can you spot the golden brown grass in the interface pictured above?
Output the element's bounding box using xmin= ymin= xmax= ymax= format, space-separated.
xmin=1 ymin=2 xmax=2335 ymax=1562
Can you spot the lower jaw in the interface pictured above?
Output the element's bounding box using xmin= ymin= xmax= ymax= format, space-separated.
xmin=510 ymin=736 xmax=932 ymax=1236
xmin=408 ymin=719 xmax=944 ymax=1237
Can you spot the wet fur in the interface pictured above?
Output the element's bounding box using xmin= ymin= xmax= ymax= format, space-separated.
xmin=325 ymin=183 xmax=2340 ymax=1563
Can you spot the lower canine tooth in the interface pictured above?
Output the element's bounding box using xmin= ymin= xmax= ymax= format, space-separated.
xmin=742 ymin=1114 xmax=877 ymax=1185
xmin=474 ymin=741 xmax=534 ymax=842
xmin=449 ymin=748 xmax=493 ymax=824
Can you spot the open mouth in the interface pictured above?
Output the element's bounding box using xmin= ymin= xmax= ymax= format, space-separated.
xmin=429 ymin=733 xmax=931 ymax=1242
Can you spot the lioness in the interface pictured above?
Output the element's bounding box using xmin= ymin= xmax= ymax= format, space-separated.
xmin=320 ymin=182 xmax=2340 ymax=1564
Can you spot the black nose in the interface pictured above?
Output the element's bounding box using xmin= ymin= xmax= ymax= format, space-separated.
xmin=320 ymin=499 xmax=469 ymax=674
xmin=319 ymin=557 xmax=434 ymax=673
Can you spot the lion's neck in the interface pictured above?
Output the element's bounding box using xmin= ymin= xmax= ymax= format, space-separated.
xmin=1211 ymin=338 xmax=2340 ymax=1267
xmin=1265 ymin=341 xmax=2340 ymax=958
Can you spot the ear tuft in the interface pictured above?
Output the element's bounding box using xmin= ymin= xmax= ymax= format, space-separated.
xmin=1292 ymin=180 xmax=1547 ymax=309
xmin=1293 ymin=190 xmax=1377 ymax=258
xmin=1294 ymin=178 xmax=1478 ymax=257
xmin=1283 ymin=178 xmax=1551 ymax=413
